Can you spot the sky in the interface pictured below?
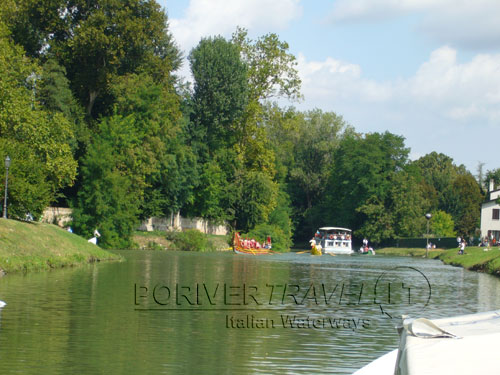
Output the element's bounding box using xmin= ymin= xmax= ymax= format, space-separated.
xmin=158 ymin=0 xmax=499 ymax=175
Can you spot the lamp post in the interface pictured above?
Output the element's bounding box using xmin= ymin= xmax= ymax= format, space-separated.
xmin=425 ymin=213 xmax=432 ymax=257
xmin=3 ymin=156 xmax=10 ymax=219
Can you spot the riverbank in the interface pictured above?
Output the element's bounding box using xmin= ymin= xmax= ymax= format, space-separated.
xmin=0 ymin=219 xmax=122 ymax=275
xmin=132 ymin=230 xmax=231 ymax=251
xmin=377 ymin=246 xmax=500 ymax=276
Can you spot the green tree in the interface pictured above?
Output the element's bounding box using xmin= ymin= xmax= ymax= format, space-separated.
xmin=390 ymin=171 xmax=430 ymax=238
xmin=288 ymin=109 xmax=352 ymax=210
xmin=326 ymin=132 xmax=409 ymax=232
xmin=191 ymin=159 xmax=228 ymax=222
xmin=485 ymin=168 xmax=500 ymax=189
xmin=38 ymin=58 xmax=89 ymax=158
xmin=267 ymin=189 xmax=294 ymax=245
xmin=412 ymin=152 xmax=466 ymax=212
xmin=189 ymin=36 xmax=248 ymax=154
xmin=412 ymin=153 xmax=482 ymax=236
xmin=0 ymin=140 xmax=52 ymax=219
xmin=0 ymin=21 xmax=77 ymax=213
xmin=235 ymin=170 xmax=278 ymax=232
xmin=355 ymin=197 xmax=395 ymax=244
xmin=109 ymin=73 xmax=195 ymax=218
xmin=430 ymin=210 xmax=456 ymax=237
xmin=232 ymin=26 xmax=301 ymax=102
xmin=187 ymin=36 xmax=251 ymax=227
xmin=72 ymin=115 xmax=141 ymax=248
xmin=448 ymin=174 xmax=483 ymax=236
xmin=7 ymin=0 xmax=181 ymax=118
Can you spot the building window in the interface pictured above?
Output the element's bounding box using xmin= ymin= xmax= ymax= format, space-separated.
xmin=493 ymin=209 xmax=500 ymax=220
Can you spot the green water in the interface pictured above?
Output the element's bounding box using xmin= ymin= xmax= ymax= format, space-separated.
xmin=1 ymin=251 xmax=500 ymax=374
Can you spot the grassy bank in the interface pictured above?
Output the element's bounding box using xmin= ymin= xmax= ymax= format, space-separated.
xmin=377 ymin=247 xmax=445 ymax=259
xmin=377 ymin=246 xmax=500 ymax=276
xmin=0 ymin=219 xmax=122 ymax=274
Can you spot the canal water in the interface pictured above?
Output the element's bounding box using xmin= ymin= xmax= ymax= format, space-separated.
xmin=1 ymin=251 xmax=500 ymax=374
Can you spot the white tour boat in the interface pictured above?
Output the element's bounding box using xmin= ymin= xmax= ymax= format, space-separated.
xmin=316 ymin=227 xmax=354 ymax=255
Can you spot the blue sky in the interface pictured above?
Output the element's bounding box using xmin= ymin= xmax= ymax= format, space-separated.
xmin=158 ymin=0 xmax=500 ymax=175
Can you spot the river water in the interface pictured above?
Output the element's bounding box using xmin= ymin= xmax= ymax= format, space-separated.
xmin=1 ymin=251 xmax=500 ymax=374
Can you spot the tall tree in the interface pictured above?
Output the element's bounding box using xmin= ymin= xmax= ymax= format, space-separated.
xmin=288 ymin=109 xmax=352 ymax=210
xmin=412 ymin=152 xmax=481 ymax=236
xmin=389 ymin=171 xmax=430 ymax=238
xmin=189 ymin=36 xmax=248 ymax=155
xmin=0 ymin=20 xmax=77 ymax=216
xmin=448 ymin=174 xmax=483 ymax=236
xmin=7 ymin=0 xmax=181 ymax=118
xmin=72 ymin=115 xmax=142 ymax=248
xmin=326 ymin=132 xmax=409 ymax=232
xmin=232 ymin=27 xmax=301 ymax=102
xmin=69 ymin=116 xmax=138 ymax=248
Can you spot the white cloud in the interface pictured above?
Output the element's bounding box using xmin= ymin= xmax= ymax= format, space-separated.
xmin=329 ymin=0 xmax=500 ymax=50
xmin=296 ymin=53 xmax=392 ymax=103
xmin=329 ymin=0 xmax=435 ymax=22
xmin=407 ymin=47 xmax=500 ymax=121
xmin=293 ymin=46 xmax=500 ymax=170
xmin=170 ymin=0 xmax=302 ymax=55
xmin=297 ymin=46 xmax=500 ymax=123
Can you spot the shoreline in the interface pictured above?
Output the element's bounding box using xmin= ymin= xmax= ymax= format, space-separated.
xmin=377 ymin=247 xmax=500 ymax=277
xmin=0 ymin=219 xmax=122 ymax=276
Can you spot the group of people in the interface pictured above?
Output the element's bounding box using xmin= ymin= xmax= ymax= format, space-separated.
xmin=241 ymin=237 xmax=272 ymax=249
xmin=479 ymin=236 xmax=499 ymax=247
xmin=314 ymin=231 xmax=351 ymax=241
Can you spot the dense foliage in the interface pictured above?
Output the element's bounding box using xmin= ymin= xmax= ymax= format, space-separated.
xmin=0 ymin=1 xmax=492 ymax=248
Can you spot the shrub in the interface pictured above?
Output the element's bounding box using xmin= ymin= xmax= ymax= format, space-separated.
xmin=167 ymin=229 xmax=216 ymax=252
xmin=244 ymin=223 xmax=291 ymax=252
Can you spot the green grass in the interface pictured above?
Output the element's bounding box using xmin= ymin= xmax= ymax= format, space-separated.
xmin=0 ymin=219 xmax=122 ymax=274
xmin=377 ymin=247 xmax=444 ymax=259
xmin=439 ymin=246 xmax=500 ymax=272
xmin=377 ymin=246 xmax=500 ymax=276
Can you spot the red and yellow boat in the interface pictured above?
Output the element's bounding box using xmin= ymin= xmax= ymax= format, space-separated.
xmin=233 ymin=232 xmax=272 ymax=255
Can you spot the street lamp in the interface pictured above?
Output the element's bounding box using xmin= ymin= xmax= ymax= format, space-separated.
xmin=425 ymin=213 xmax=432 ymax=257
xmin=3 ymin=156 xmax=11 ymax=219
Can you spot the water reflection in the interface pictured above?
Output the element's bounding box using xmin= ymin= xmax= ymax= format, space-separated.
xmin=0 ymin=251 xmax=499 ymax=374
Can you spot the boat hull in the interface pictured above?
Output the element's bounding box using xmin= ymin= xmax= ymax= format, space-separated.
xmin=323 ymin=247 xmax=354 ymax=255
xmin=233 ymin=247 xmax=271 ymax=255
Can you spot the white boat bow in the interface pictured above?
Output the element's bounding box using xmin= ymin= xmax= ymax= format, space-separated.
xmin=353 ymin=309 xmax=500 ymax=374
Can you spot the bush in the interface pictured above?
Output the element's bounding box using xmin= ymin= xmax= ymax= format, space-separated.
xmin=166 ymin=229 xmax=216 ymax=252
xmin=244 ymin=223 xmax=291 ymax=252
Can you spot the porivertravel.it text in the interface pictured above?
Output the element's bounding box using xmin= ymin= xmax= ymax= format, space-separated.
xmin=134 ymin=282 xmax=374 ymax=307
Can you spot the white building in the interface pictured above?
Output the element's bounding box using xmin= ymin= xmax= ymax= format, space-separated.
xmin=480 ymin=180 xmax=500 ymax=243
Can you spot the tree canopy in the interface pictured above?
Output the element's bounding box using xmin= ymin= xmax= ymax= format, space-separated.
xmin=0 ymin=4 xmax=491 ymax=248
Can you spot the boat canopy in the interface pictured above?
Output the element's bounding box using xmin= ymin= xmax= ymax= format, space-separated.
xmin=319 ymin=227 xmax=351 ymax=232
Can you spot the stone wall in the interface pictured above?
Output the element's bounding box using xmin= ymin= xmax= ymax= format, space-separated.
xmin=138 ymin=212 xmax=227 ymax=235
xmin=41 ymin=207 xmax=73 ymax=227
xmin=42 ymin=207 xmax=228 ymax=235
